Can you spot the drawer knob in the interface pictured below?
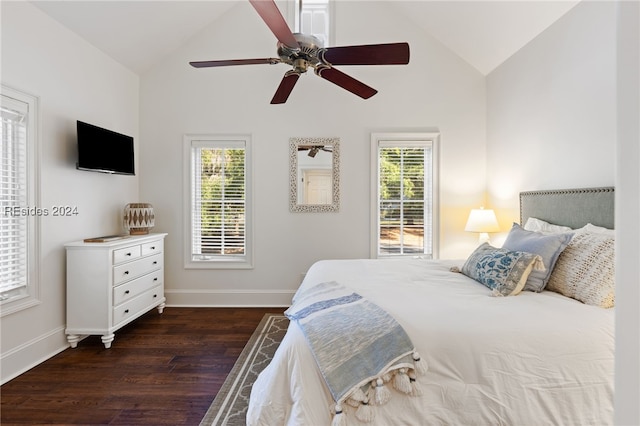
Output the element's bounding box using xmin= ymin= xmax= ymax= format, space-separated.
xmin=124 ymin=271 xmax=129 ymax=275
xmin=125 ymin=290 xmax=130 ymax=294
xmin=153 ymin=294 xmax=157 ymax=298
xmin=150 ymin=246 xmax=156 ymax=250
xmin=125 ymin=252 xmax=132 ymax=257
xmin=124 ymin=309 xmax=129 ymax=314
xmin=153 ymin=278 xmax=158 ymax=282
xmin=152 ymin=261 xmax=158 ymax=265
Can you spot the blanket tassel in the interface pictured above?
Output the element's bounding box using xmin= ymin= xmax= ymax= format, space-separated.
xmin=332 ymin=404 xmax=346 ymax=426
xmin=393 ymin=368 xmax=412 ymax=394
xmin=355 ymin=399 xmax=374 ymax=423
xmin=413 ymin=351 xmax=428 ymax=375
xmin=374 ymin=378 xmax=391 ymax=405
xmin=346 ymin=387 xmax=366 ymax=407
xmin=409 ymin=371 xmax=423 ymax=397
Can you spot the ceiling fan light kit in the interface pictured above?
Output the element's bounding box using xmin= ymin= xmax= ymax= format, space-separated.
xmin=189 ymin=0 xmax=410 ymax=104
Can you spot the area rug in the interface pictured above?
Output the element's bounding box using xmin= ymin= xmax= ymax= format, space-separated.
xmin=200 ymin=313 xmax=289 ymax=426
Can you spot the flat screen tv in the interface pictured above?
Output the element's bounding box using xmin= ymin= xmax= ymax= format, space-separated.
xmin=76 ymin=120 xmax=135 ymax=175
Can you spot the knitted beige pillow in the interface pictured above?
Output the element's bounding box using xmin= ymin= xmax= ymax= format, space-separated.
xmin=546 ymin=230 xmax=615 ymax=308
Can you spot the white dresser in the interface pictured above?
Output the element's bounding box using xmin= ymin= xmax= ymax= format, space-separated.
xmin=65 ymin=233 xmax=167 ymax=348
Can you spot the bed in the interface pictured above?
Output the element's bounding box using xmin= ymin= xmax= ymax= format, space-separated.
xmin=247 ymin=187 xmax=615 ymax=426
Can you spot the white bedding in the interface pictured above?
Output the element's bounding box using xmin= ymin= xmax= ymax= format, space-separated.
xmin=247 ymin=258 xmax=614 ymax=425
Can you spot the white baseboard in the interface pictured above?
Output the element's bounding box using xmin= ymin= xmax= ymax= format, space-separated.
xmin=1 ymin=326 xmax=69 ymax=385
xmin=164 ymin=289 xmax=294 ymax=307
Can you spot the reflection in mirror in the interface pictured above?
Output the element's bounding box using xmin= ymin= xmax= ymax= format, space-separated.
xmin=296 ymin=146 xmax=332 ymax=204
xmin=290 ymin=137 xmax=339 ymax=212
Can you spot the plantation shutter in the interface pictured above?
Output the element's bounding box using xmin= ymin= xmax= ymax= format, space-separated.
xmin=377 ymin=141 xmax=433 ymax=257
xmin=1 ymin=96 xmax=29 ymax=297
xmin=190 ymin=140 xmax=246 ymax=262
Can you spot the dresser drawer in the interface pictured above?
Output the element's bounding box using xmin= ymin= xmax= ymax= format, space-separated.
xmin=113 ymin=253 xmax=163 ymax=285
xmin=113 ymin=285 xmax=163 ymax=327
xmin=113 ymin=245 xmax=141 ymax=264
xmin=113 ymin=270 xmax=163 ymax=306
xmin=141 ymin=240 xmax=163 ymax=257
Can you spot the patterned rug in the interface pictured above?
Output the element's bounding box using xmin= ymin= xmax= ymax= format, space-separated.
xmin=199 ymin=313 xmax=289 ymax=426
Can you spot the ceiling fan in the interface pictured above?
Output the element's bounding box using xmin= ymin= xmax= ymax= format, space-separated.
xmin=189 ymin=0 xmax=410 ymax=104
xmin=298 ymin=145 xmax=332 ymax=157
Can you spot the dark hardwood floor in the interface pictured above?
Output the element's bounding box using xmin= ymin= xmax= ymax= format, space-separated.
xmin=0 ymin=307 xmax=284 ymax=425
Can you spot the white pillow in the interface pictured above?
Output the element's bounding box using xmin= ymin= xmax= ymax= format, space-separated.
xmin=579 ymin=223 xmax=615 ymax=237
xmin=546 ymin=229 xmax=615 ymax=308
xmin=524 ymin=217 xmax=573 ymax=234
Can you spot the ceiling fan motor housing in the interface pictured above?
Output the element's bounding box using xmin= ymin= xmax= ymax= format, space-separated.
xmin=277 ymin=33 xmax=326 ymax=72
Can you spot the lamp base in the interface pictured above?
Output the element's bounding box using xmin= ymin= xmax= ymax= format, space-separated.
xmin=478 ymin=232 xmax=491 ymax=245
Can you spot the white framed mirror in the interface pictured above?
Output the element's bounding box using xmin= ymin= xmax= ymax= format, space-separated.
xmin=289 ymin=137 xmax=340 ymax=213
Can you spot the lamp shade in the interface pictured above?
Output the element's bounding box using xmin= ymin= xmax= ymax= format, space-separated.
xmin=465 ymin=208 xmax=500 ymax=233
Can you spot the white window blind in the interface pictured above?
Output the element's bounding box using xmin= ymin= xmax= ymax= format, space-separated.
xmin=1 ymin=86 xmax=40 ymax=312
xmin=184 ymin=136 xmax=252 ymax=269
xmin=371 ymin=134 xmax=439 ymax=259
xmin=1 ymin=99 xmax=28 ymax=296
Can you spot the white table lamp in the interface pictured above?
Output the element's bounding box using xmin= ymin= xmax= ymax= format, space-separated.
xmin=465 ymin=208 xmax=499 ymax=244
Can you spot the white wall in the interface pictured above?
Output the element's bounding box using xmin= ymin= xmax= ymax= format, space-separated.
xmin=486 ymin=1 xmax=617 ymax=234
xmin=139 ymin=1 xmax=487 ymax=306
xmin=615 ymin=1 xmax=640 ymax=423
xmin=0 ymin=2 xmax=140 ymax=383
xmin=486 ymin=1 xmax=640 ymax=422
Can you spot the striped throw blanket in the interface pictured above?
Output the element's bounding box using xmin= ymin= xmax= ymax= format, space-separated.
xmin=285 ymin=281 xmax=427 ymax=425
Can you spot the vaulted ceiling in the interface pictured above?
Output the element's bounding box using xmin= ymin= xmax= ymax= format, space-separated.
xmin=30 ymin=0 xmax=579 ymax=76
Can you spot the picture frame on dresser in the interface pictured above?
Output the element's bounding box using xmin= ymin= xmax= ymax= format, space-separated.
xmin=64 ymin=233 xmax=167 ymax=348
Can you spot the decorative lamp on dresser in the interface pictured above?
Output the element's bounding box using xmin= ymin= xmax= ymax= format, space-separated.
xmin=64 ymin=233 xmax=167 ymax=348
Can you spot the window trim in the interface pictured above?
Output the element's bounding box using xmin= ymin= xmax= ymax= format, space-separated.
xmin=1 ymin=84 xmax=41 ymax=316
xmin=370 ymin=132 xmax=440 ymax=259
xmin=183 ymin=134 xmax=253 ymax=269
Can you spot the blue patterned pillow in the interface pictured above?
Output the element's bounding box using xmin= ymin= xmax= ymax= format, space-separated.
xmin=502 ymin=223 xmax=573 ymax=292
xmin=462 ymin=243 xmax=544 ymax=297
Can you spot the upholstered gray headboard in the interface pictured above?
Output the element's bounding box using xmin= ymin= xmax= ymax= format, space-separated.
xmin=520 ymin=187 xmax=615 ymax=229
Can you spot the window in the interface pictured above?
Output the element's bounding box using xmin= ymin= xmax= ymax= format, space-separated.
xmin=183 ymin=135 xmax=252 ymax=269
xmin=1 ymin=85 xmax=40 ymax=315
xmin=371 ymin=133 xmax=439 ymax=259
xmin=295 ymin=0 xmax=333 ymax=47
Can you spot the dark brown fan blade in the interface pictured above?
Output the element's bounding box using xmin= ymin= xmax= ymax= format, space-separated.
xmin=190 ymin=58 xmax=280 ymax=68
xmin=315 ymin=67 xmax=377 ymax=99
xmin=271 ymin=72 xmax=300 ymax=104
xmin=321 ymin=42 xmax=410 ymax=66
xmin=249 ymin=0 xmax=300 ymax=49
